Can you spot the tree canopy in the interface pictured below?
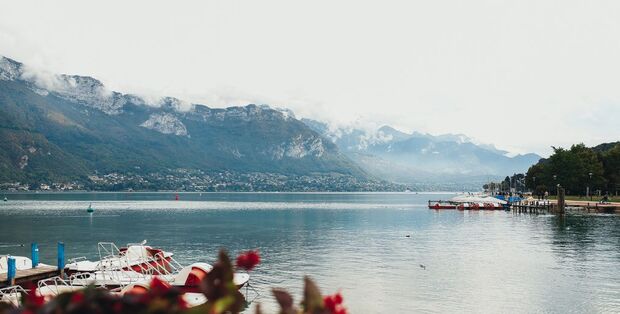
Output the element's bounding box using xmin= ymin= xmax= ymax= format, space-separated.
xmin=525 ymin=143 xmax=619 ymax=195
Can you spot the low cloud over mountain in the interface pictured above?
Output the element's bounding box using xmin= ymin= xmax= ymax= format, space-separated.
xmin=1 ymin=56 xmax=540 ymax=190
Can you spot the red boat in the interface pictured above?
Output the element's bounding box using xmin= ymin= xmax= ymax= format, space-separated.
xmin=428 ymin=201 xmax=457 ymax=210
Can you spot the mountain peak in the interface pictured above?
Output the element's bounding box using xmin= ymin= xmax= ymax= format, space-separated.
xmin=378 ymin=125 xmax=410 ymax=142
xmin=0 ymin=56 xmax=24 ymax=81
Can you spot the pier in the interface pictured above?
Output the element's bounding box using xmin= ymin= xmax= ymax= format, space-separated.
xmin=510 ymin=201 xmax=552 ymax=214
xmin=0 ymin=265 xmax=59 ymax=288
xmin=428 ymin=191 xmax=620 ymax=214
xmin=0 ymin=242 xmax=63 ymax=288
xmin=510 ymin=188 xmax=620 ymax=214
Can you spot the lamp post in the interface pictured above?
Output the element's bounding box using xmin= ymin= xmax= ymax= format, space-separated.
xmin=553 ymin=175 xmax=557 ymax=196
xmin=588 ymin=172 xmax=593 ymax=201
xmin=533 ymin=176 xmax=537 ymax=198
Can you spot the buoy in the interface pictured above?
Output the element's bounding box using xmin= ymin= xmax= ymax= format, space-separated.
xmin=87 ymin=203 xmax=94 ymax=213
xmin=175 ymin=194 xmax=179 ymax=201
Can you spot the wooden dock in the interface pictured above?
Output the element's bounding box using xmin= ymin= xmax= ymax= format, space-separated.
xmin=510 ymin=202 xmax=552 ymax=214
xmin=0 ymin=265 xmax=59 ymax=288
xmin=510 ymin=200 xmax=620 ymax=214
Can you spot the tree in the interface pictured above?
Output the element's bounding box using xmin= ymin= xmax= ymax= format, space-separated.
xmin=601 ymin=143 xmax=620 ymax=194
xmin=524 ymin=143 xmax=606 ymax=196
xmin=535 ymin=185 xmax=547 ymax=199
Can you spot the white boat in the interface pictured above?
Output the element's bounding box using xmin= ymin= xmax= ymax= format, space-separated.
xmin=0 ymin=255 xmax=51 ymax=274
xmin=450 ymin=195 xmax=508 ymax=205
xmin=429 ymin=194 xmax=507 ymax=210
xmin=69 ymin=262 xmax=249 ymax=291
xmin=36 ymin=277 xmax=82 ymax=301
xmin=450 ymin=195 xmax=506 ymax=210
xmin=119 ymin=282 xmax=208 ymax=308
xmin=65 ymin=241 xmax=250 ymax=294
xmin=0 ymin=286 xmax=27 ymax=307
xmin=65 ymin=241 xmax=174 ymax=275
xmin=35 ymin=276 xmax=210 ymax=308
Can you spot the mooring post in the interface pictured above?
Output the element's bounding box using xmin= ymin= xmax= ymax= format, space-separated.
xmin=7 ymin=256 xmax=16 ymax=285
xmin=57 ymin=242 xmax=65 ymax=276
xmin=558 ymin=187 xmax=566 ymax=214
xmin=31 ymin=242 xmax=39 ymax=268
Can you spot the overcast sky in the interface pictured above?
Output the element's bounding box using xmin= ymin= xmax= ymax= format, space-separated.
xmin=1 ymin=0 xmax=619 ymax=156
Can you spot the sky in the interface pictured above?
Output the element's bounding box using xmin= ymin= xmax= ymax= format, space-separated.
xmin=1 ymin=0 xmax=619 ymax=156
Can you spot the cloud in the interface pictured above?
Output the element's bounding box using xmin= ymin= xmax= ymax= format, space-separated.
xmin=2 ymin=0 xmax=619 ymax=156
xmin=19 ymin=64 xmax=66 ymax=92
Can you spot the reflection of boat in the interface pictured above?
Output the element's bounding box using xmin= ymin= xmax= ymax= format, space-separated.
xmin=87 ymin=203 xmax=94 ymax=213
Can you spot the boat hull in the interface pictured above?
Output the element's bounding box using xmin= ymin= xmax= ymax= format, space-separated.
xmin=65 ymin=255 xmax=174 ymax=276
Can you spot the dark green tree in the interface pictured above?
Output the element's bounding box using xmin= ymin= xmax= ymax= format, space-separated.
xmin=601 ymin=143 xmax=620 ymax=194
xmin=524 ymin=143 xmax=607 ymax=196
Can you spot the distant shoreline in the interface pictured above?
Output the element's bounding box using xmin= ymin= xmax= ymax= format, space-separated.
xmin=1 ymin=190 xmax=460 ymax=195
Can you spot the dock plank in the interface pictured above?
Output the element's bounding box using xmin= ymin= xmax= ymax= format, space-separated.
xmin=0 ymin=265 xmax=58 ymax=288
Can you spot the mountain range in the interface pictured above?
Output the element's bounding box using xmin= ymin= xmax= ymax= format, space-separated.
xmin=302 ymin=119 xmax=541 ymax=186
xmin=0 ymin=56 xmax=540 ymax=190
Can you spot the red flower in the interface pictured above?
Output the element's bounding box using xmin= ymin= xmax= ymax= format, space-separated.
xmin=177 ymin=295 xmax=188 ymax=310
xmin=113 ymin=302 xmax=123 ymax=313
xmin=24 ymin=290 xmax=46 ymax=308
xmin=323 ymin=295 xmax=337 ymax=312
xmin=333 ymin=292 xmax=343 ymax=305
xmin=323 ymin=292 xmax=346 ymax=314
xmin=236 ymin=250 xmax=260 ymax=271
xmin=70 ymin=292 xmax=85 ymax=304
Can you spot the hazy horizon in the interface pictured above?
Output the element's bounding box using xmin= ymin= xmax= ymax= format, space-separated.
xmin=2 ymin=0 xmax=619 ymax=156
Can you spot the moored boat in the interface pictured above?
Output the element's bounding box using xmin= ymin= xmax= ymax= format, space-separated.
xmin=65 ymin=241 xmax=174 ymax=276
xmin=0 ymin=286 xmax=27 ymax=307
xmin=0 ymin=255 xmax=52 ymax=274
xmin=429 ymin=195 xmax=507 ymax=210
xmin=35 ymin=276 xmax=214 ymax=309
xmin=68 ymin=262 xmax=250 ymax=292
xmin=428 ymin=201 xmax=457 ymax=209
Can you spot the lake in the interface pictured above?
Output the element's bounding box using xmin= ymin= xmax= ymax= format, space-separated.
xmin=0 ymin=192 xmax=619 ymax=313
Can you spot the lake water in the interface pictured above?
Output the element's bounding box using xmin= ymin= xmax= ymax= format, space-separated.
xmin=0 ymin=192 xmax=619 ymax=313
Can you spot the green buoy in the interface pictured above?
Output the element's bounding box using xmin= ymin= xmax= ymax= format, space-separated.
xmin=87 ymin=203 xmax=94 ymax=213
